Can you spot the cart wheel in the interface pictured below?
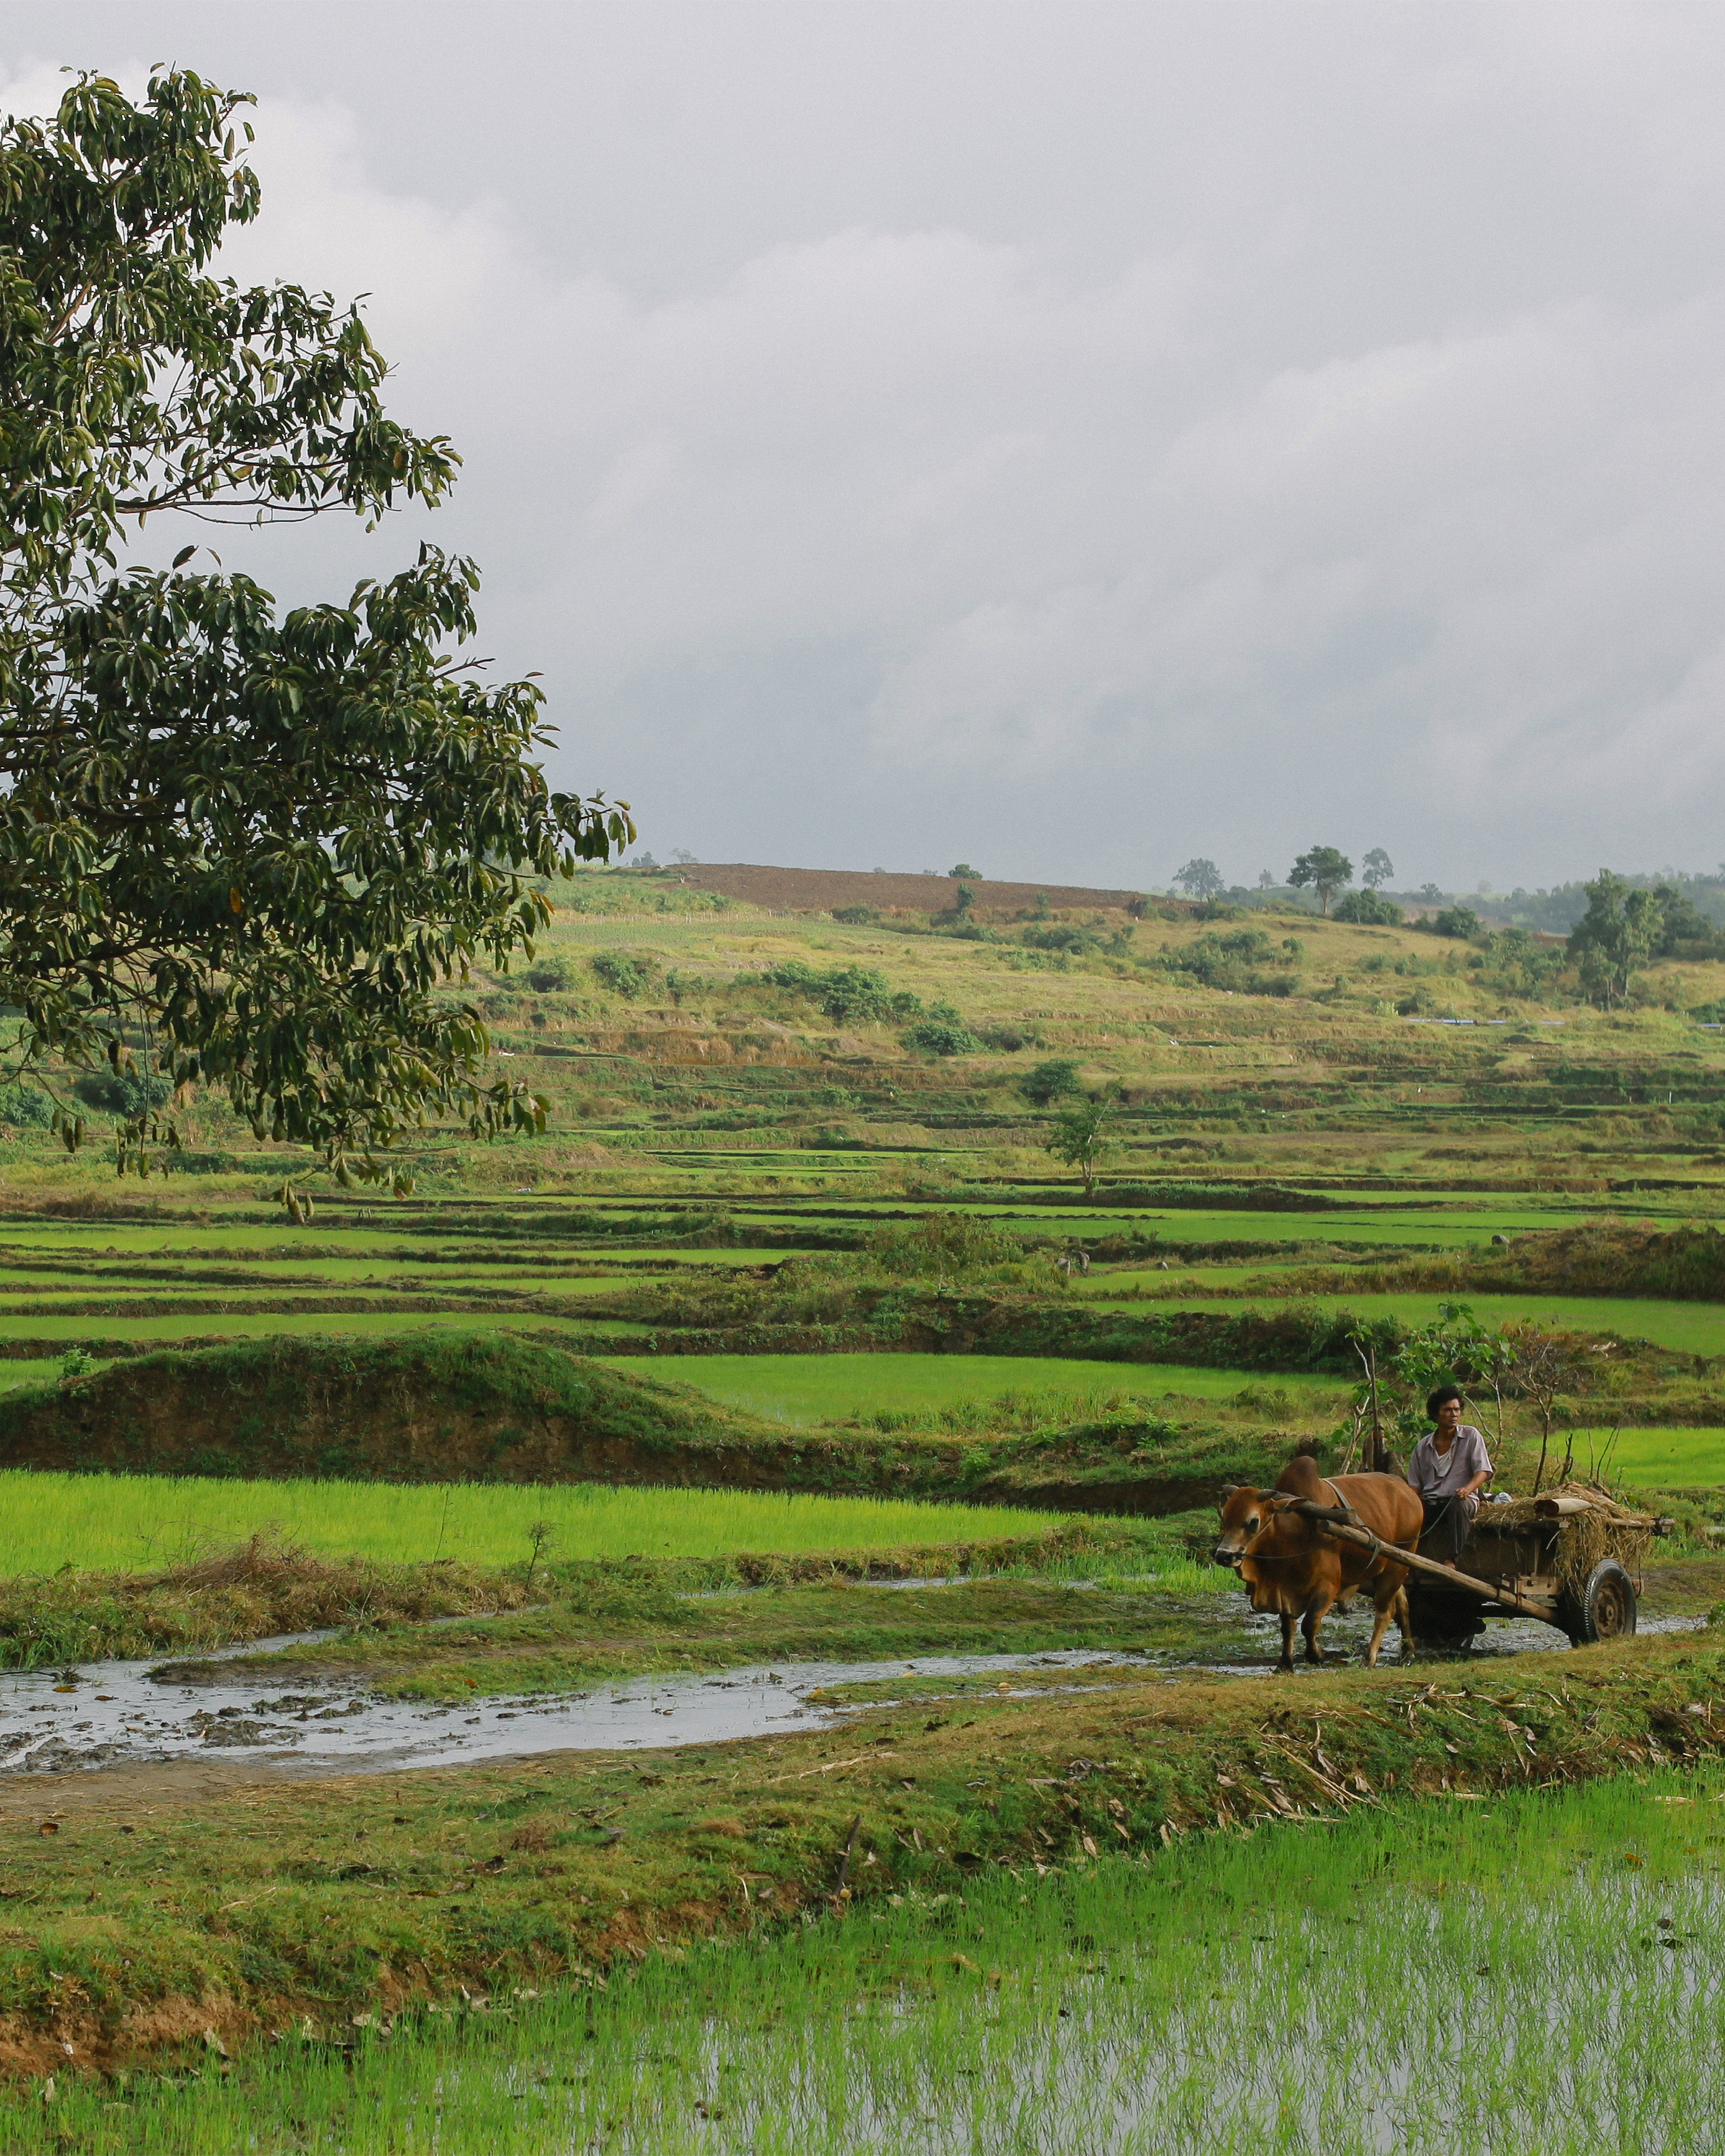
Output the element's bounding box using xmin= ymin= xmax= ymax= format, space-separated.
xmin=1559 ymin=1559 xmax=1638 ymax=1646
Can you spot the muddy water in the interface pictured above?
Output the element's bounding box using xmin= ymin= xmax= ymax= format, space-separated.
xmin=0 ymin=1643 xmax=1167 ymax=1779
xmin=0 ymin=1595 xmax=1701 ymax=1781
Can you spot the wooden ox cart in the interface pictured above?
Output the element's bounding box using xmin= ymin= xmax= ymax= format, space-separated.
xmin=1289 ymin=1481 xmax=1669 ymax=1656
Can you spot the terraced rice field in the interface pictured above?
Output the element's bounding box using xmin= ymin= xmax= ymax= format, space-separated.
xmin=1087 ymin=1289 xmax=1725 ymax=1357
xmin=0 ymin=1469 xmax=1074 ymax=1576
xmin=1581 ymin=1427 xmax=1725 ymax=1488
xmin=611 ymin=1353 xmax=1340 ymax=1424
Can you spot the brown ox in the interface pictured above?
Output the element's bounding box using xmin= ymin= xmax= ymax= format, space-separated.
xmin=1214 ymin=1455 xmax=1424 ymax=1670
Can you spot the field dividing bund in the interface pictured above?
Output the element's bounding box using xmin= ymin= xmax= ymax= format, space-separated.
xmin=0 ymin=1469 xmax=1075 ymax=1575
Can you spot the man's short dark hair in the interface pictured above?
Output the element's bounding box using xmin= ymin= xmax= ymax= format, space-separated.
xmin=1425 ymin=1383 xmax=1465 ymax=1419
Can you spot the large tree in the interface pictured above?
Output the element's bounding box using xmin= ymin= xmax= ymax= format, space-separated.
xmin=1288 ymin=845 xmax=1353 ymax=916
xmin=1172 ymin=857 xmax=1224 ymax=900
xmin=0 ymin=70 xmax=629 ymax=1192
xmin=1567 ymin=871 xmax=1662 ymax=1008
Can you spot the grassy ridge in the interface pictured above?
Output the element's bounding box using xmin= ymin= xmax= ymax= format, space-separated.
xmin=0 ymin=1335 xmax=1330 ymax=1514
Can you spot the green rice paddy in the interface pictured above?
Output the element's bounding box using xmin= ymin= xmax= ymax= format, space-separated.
xmin=14 ymin=1766 xmax=1721 ymax=2153
xmin=0 ymin=1469 xmax=1072 ymax=1577
xmin=601 ymin=1352 xmax=1340 ymax=1424
xmin=1090 ymin=1290 xmax=1725 ymax=1357
xmin=1578 ymin=1427 xmax=1725 ymax=1488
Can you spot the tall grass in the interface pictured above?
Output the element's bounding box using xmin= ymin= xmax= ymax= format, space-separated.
xmin=0 ymin=1468 xmax=1075 ymax=1576
xmin=12 ymin=1768 xmax=1723 ymax=2151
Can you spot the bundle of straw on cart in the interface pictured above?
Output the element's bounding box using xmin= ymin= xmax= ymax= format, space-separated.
xmin=1475 ymin=1481 xmax=1657 ymax=1592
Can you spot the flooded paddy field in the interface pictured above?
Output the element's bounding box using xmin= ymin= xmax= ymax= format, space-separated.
xmin=9 ymin=1759 xmax=1725 ymax=2154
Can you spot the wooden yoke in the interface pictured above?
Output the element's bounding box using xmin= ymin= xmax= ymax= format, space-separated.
xmin=1284 ymin=1498 xmax=1557 ymax=1624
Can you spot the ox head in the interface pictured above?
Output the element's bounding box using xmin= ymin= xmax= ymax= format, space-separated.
xmin=1215 ymin=1483 xmax=1274 ymax=1567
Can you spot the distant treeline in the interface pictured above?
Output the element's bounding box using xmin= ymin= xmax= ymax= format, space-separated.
xmin=1208 ymin=870 xmax=1725 ymax=936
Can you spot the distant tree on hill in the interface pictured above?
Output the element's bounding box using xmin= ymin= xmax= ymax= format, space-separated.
xmin=1361 ymin=848 xmax=1395 ymax=890
xmin=1046 ymin=1089 xmax=1118 ymax=1195
xmin=1288 ymin=847 xmax=1353 ymax=916
xmin=1568 ymin=872 xmax=1662 ymax=1007
xmin=1173 ymin=858 xmax=1225 ymax=900
xmin=1432 ymin=906 xmax=1484 ymax=941
xmin=949 ymin=862 xmax=981 ymax=879
xmin=1256 ymin=870 xmax=1276 ymax=890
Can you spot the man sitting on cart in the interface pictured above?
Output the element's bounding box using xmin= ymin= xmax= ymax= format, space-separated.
xmin=1407 ymin=1386 xmax=1493 ymax=1566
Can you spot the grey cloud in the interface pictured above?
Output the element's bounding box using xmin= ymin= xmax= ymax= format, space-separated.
xmin=8 ymin=4 xmax=1725 ymax=887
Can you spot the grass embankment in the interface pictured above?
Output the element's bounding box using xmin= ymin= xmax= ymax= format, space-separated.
xmin=11 ymin=1768 xmax=1723 ymax=2152
xmin=0 ymin=1335 xmax=1328 ymax=1514
xmin=1096 ymin=1288 xmax=1725 ymax=1359
xmin=0 ymin=1634 xmax=1720 ymax=2081
xmin=0 ymin=1514 xmax=1183 ymax=1671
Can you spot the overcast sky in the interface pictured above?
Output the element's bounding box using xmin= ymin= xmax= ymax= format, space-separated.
xmin=9 ymin=4 xmax=1725 ymax=893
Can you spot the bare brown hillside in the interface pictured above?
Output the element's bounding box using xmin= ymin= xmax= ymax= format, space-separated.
xmin=670 ymin=862 xmax=1169 ymax=919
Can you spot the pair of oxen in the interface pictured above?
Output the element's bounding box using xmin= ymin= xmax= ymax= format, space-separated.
xmin=1214 ymin=1452 xmax=1425 ymax=1671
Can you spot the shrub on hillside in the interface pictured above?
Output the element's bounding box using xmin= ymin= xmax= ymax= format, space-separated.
xmin=0 ymin=1082 xmax=54 ymax=1127
xmin=865 ymin=1212 xmax=1027 ymax=1279
xmin=763 ymin=960 xmax=919 ymax=1024
xmin=903 ymin=1005 xmax=983 ymax=1056
xmin=591 ymin=950 xmax=661 ymax=998
xmin=1018 ymin=1058 xmax=1082 ymax=1105
xmin=524 ymin=953 xmax=580 ymax=992
xmin=1431 ymin=906 xmax=1484 ymax=941
xmin=72 ymin=1070 xmax=172 ymax=1118
xmin=1021 ymin=924 xmax=1103 ymax=956
xmin=1162 ymin=929 xmax=1300 ymax=996
xmin=1333 ymin=888 xmax=1403 ymax=925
